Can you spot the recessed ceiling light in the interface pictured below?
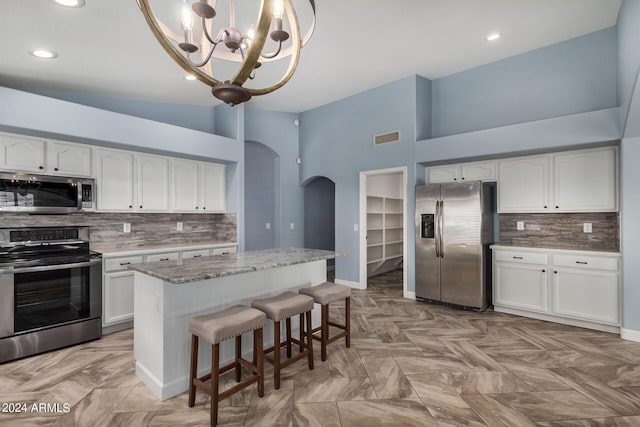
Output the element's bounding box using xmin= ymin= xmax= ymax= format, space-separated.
xmin=184 ymin=74 xmax=197 ymax=81
xmin=486 ymin=33 xmax=502 ymax=42
xmin=52 ymin=0 xmax=86 ymax=7
xmin=29 ymin=49 xmax=59 ymax=59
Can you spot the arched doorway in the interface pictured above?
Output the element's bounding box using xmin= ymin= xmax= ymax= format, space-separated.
xmin=244 ymin=141 xmax=279 ymax=250
xmin=304 ymin=176 xmax=336 ymax=272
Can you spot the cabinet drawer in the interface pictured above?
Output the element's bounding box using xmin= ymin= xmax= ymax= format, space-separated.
xmin=104 ymin=255 xmax=144 ymax=272
xmin=553 ymin=254 xmax=619 ymax=271
xmin=212 ymin=246 xmax=237 ymax=255
xmin=182 ymin=249 xmax=211 ymax=259
xmin=146 ymin=252 xmax=179 ymax=263
xmin=494 ymin=251 xmax=547 ymax=265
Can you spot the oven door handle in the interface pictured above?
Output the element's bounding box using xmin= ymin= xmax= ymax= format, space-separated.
xmin=0 ymin=258 xmax=102 ymax=274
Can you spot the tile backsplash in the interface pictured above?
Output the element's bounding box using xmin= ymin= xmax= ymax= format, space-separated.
xmin=499 ymin=213 xmax=619 ymax=251
xmin=0 ymin=212 xmax=237 ymax=249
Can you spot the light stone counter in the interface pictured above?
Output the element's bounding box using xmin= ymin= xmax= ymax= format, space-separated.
xmin=131 ymin=248 xmax=345 ymax=400
xmin=91 ymin=240 xmax=237 ymax=256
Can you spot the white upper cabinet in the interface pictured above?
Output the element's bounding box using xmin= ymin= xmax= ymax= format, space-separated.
xmin=172 ymin=159 xmax=201 ymax=211
xmin=0 ymin=133 xmax=46 ymax=173
xmin=96 ymin=148 xmax=135 ymax=211
xmin=498 ymin=147 xmax=618 ymax=213
xmin=49 ymin=141 xmax=92 ymax=177
xmin=498 ymin=155 xmax=550 ymax=213
xmin=428 ymin=161 xmax=496 ymax=183
xmin=172 ymin=159 xmax=226 ymax=212
xmin=200 ymin=162 xmax=226 ymax=212
xmin=137 ymin=154 xmax=170 ymax=211
xmin=553 ymin=147 xmax=617 ymax=212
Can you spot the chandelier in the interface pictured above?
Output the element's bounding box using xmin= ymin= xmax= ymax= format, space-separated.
xmin=137 ymin=0 xmax=316 ymax=106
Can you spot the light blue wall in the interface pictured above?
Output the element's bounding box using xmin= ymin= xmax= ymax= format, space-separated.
xmin=300 ymin=76 xmax=418 ymax=283
xmin=617 ymin=0 xmax=640 ymax=133
xmin=244 ymin=141 xmax=277 ymax=250
xmin=243 ymin=108 xmax=304 ymax=248
xmin=432 ymin=27 xmax=618 ymax=137
xmin=415 ymin=75 xmax=432 ymax=141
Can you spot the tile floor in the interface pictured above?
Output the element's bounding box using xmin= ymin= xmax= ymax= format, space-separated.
xmin=2 ymin=269 xmax=640 ymax=426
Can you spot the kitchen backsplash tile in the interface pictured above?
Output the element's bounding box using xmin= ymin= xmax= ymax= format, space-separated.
xmin=499 ymin=212 xmax=619 ymax=251
xmin=0 ymin=212 xmax=237 ymax=249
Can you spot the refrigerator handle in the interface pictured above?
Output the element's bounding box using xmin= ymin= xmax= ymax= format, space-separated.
xmin=439 ymin=200 xmax=444 ymax=258
xmin=434 ymin=201 xmax=440 ymax=257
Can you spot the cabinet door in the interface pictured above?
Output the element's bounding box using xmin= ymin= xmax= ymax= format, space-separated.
xmin=552 ymin=269 xmax=619 ymax=324
xmin=428 ymin=165 xmax=459 ymax=183
xmin=137 ymin=154 xmax=170 ymax=211
xmin=212 ymin=246 xmax=237 ymax=255
xmin=0 ymin=134 xmax=46 ymax=172
xmin=96 ymin=149 xmax=135 ymax=211
xmin=172 ymin=159 xmax=200 ymax=211
xmin=49 ymin=141 xmax=92 ymax=177
xmin=461 ymin=161 xmax=497 ymax=182
xmin=494 ymin=263 xmax=548 ymax=312
xmin=103 ymin=271 xmax=135 ymax=326
xmin=553 ymin=148 xmax=617 ymax=212
xmin=200 ymin=162 xmax=226 ymax=212
xmin=498 ymin=156 xmax=550 ymax=212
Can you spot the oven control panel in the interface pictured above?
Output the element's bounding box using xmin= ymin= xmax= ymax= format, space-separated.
xmin=10 ymin=228 xmax=79 ymax=243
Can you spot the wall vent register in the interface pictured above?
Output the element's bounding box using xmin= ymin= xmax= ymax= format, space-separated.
xmin=373 ymin=131 xmax=401 ymax=146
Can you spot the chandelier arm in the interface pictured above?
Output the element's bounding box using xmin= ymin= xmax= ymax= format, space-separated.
xmin=190 ymin=43 xmax=218 ymax=68
xmin=200 ymin=15 xmax=219 ymax=46
xmin=259 ymin=40 xmax=282 ymax=59
xmin=230 ymin=0 xmax=274 ymax=86
xmin=248 ymin=0 xmax=301 ymax=95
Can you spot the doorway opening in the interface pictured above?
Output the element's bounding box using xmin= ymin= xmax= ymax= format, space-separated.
xmin=303 ymin=176 xmax=336 ymax=278
xmin=359 ymin=167 xmax=408 ymax=296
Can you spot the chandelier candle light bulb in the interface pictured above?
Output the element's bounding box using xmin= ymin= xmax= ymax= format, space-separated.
xmin=138 ymin=0 xmax=316 ymax=106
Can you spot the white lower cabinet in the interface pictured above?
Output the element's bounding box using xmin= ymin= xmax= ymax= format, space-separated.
xmin=492 ymin=245 xmax=620 ymax=332
xmin=101 ymin=244 xmax=238 ymax=332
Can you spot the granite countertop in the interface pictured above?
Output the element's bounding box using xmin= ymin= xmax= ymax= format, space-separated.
xmin=490 ymin=243 xmax=620 ymax=256
xmin=128 ymin=247 xmax=346 ymax=284
xmin=91 ymin=241 xmax=238 ymax=256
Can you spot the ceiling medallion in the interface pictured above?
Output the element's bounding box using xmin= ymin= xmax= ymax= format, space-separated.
xmin=138 ymin=0 xmax=316 ymax=106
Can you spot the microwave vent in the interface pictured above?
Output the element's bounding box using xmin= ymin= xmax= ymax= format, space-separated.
xmin=373 ymin=131 xmax=400 ymax=146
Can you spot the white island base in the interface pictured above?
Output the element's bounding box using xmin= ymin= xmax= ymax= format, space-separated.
xmin=133 ymin=260 xmax=326 ymax=400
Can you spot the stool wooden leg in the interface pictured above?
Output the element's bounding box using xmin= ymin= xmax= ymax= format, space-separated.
xmin=274 ymin=320 xmax=281 ymax=390
xmin=255 ymin=328 xmax=264 ymax=397
xmin=306 ymin=310 xmax=314 ymax=370
xmin=345 ymin=296 xmax=351 ymax=348
xmin=188 ymin=335 xmax=198 ymax=407
xmin=299 ymin=313 xmax=304 ymax=352
xmin=211 ymin=343 xmax=220 ymax=426
xmin=321 ymin=304 xmax=329 ymax=361
xmin=235 ymin=335 xmax=242 ymax=382
xmin=285 ymin=317 xmax=292 ymax=359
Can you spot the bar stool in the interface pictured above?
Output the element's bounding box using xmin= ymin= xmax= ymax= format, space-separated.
xmin=251 ymin=291 xmax=314 ymax=389
xmin=299 ymin=282 xmax=351 ymax=361
xmin=188 ymin=305 xmax=266 ymax=427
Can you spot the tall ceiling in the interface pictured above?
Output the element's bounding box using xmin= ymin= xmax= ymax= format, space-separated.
xmin=0 ymin=0 xmax=622 ymax=113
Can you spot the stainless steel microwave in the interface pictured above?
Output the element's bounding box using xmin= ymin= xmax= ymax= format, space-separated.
xmin=0 ymin=172 xmax=95 ymax=213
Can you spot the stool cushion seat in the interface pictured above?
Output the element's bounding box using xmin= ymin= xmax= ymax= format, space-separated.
xmin=251 ymin=291 xmax=314 ymax=321
xmin=299 ymin=282 xmax=351 ymax=305
xmin=189 ymin=305 xmax=266 ymax=345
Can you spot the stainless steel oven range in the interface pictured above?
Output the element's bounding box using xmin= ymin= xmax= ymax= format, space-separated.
xmin=0 ymin=226 xmax=102 ymax=363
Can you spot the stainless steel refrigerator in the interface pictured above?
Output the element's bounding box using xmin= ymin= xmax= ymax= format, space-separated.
xmin=415 ymin=181 xmax=493 ymax=310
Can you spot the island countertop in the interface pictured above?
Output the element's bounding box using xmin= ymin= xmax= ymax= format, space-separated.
xmin=128 ymin=247 xmax=345 ymax=284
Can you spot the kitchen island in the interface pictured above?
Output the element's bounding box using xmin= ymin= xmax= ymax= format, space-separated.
xmin=128 ymin=248 xmax=344 ymax=400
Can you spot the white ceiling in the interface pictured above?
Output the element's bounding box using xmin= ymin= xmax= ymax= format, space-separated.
xmin=0 ymin=0 xmax=622 ymax=113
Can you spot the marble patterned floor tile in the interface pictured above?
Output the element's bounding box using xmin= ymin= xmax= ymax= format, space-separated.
xmin=294 ymin=377 xmax=376 ymax=402
xmin=406 ymin=373 xmax=485 ymax=426
xmin=368 ymin=319 xmax=411 ymax=343
xmin=51 ymin=387 xmax=133 ymax=427
xmin=96 ymin=410 xmax=156 ymax=427
xmin=572 ymin=364 xmax=640 ymax=388
xmin=443 ymin=340 xmax=507 ymax=372
xmin=337 ymin=398 xmax=438 ymax=427
xmin=395 ymin=355 xmax=473 ymax=375
xmin=327 ymin=344 xmax=368 ymax=378
xmin=362 ymin=357 xmax=416 ymax=399
xmin=244 ymin=379 xmax=294 ymax=427
xmin=493 ymin=390 xmax=614 ymax=422
xmin=441 ymin=371 xmax=534 ymax=394
xmin=499 ymin=364 xmax=574 ymax=392
xmin=293 ymin=402 xmax=341 ymax=427
xmin=463 ymin=393 xmax=536 ymax=426
xmin=534 ymin=415 xmax=640 ymax=426
xmin=353 ymin=340 xmax=423 ymax=359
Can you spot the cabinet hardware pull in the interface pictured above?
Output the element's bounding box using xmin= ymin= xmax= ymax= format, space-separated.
xmin=129 ymin=205 xmax=133 ymax=208
xmin=195 ymin=206 xmax=199 ymax=209
xmin=160 ymin=258 xmax=169 ymax=261
xmin=554 ymin=270 xmax=558 ymax=274
xmin=193 ymin=255 xmax=202 ymax=258
xmin=120 ymin=262 xmax=131 ymax=266
xmin=513 ymin=256 xmax=523 ymax=259
xmin=54 ymin=167 xmax=59 ymax=171
xmin=203 ymin=207 xmax=206 ymax=210
xmin=542 ymin=269 xmax=546 ymax=272
xmin=576 ymin=261 xmax=588 ymax=265
xmin=544 ymin=205 xmax=548 ymax=208
xmin=140 ymin=205 xmax=143 ymax=208
xmin=461 ymin=177 xmax=465 ymax=180
xmin=222 ymin=252 xmax=230 ymax=255
xmin=39 ymin=166 xmax=44 ymax=170
xmin=556 ymin=206 xmax=559 ymax=208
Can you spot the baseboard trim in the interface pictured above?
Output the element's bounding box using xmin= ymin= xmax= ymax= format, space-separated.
xmin=404 ymin=290 xmax=416 ymax=300
xmin=335 ymin=279 xmax=365 ymax=290
xmin=621 ymin=328 xmax=640 ymax=342
xmin=494 ymin=306 xmax=620 ymax=334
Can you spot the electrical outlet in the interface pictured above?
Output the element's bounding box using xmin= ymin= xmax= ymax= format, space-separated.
xmin=290 ymin=223 xmax=295 ymax=231
xmin=123 ymin=223 xmax=131 ymax=233
xmin=265 ymin=223 xmax=271 ymax=229
xmin=583 ymin=222 xmax=592 ymax=233
xmin=354 ymin=223 xmax=359 ymax=232
xmin=176 ymin=222 xmax=183 ymax=232
xmin=516 ymin=221 xmax=524 ymax=231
